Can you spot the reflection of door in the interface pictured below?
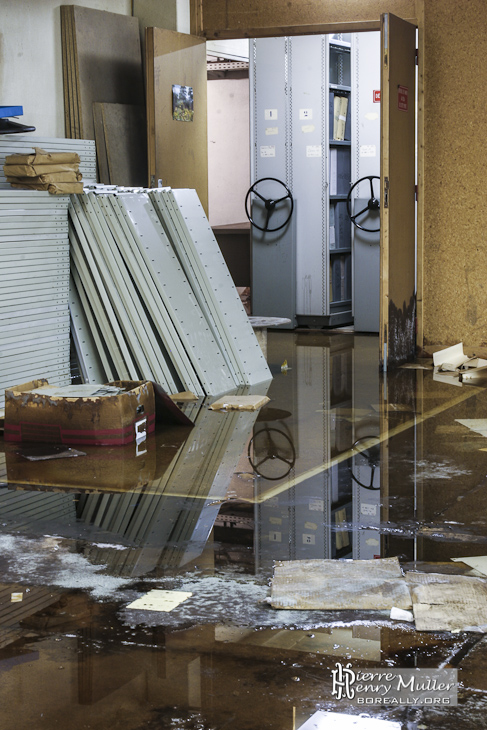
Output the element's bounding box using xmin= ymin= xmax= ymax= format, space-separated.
xmin=380 ymin=13 xmax=417 ymax=369
xmin=145 ymin=29 xmax=208 ymax=214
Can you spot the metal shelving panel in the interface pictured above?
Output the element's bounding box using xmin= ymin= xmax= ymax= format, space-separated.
xmin=154 ymin=188 xmax=271 ymax=386
xmin=115 ymin=192 xmax=236 ymax=396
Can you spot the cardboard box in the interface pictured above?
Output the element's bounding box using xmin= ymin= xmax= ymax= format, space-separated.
xmin=4 ymin=380 xmax=156 ymax=447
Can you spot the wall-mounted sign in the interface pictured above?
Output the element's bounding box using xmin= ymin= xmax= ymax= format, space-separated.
xmin=398 ymin=85 xmax=408 ymax=111
xmin=373 ymin=90 xmax=381 ymax=103
xmin=172 ymin=85 xmax=194 ymax=121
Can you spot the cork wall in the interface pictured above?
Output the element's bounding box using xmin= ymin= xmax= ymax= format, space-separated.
xmin=422 ymin=0 xmax=487 ymax=351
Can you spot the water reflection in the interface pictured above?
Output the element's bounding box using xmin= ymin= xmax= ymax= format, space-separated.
xmin=1 ymin=331 xmax=487 ymax=730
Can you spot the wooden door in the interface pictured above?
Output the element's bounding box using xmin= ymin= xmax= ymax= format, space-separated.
xmin=380 ymin=13 xmax=416 ymax=369
xmin=146 ymin=28 xmax=208 ymax=215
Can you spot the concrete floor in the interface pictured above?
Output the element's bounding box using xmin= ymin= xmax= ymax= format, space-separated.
xmin=1 ymin=330 xmax=487 ymax=729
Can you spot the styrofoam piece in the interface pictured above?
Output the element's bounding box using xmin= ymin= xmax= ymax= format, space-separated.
xmin=77 ymin=193 xmax=179 ymax=392
xmin=101 ymin=195 xmax=200 ymax=394
xmin=69 ymin=218 xmax=136 ymax=381
xmin=115 ymin=192 xmax=236 ymax=396
xmin=69 ymin=274 xmax=107 ymax=384
xmin=161 ymin=189 xmax=271 ymax=385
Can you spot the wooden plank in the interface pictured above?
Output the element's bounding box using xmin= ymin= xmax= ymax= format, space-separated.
xmin=146 ymin=28 xmax=208 ymax=215
xmin=380 ymin=13 xmax=416 ymax=368
xmin=102 ymin=103 xmax=147 ymax=187
xmin=93 ymin=103 xmax=110 ymax=184
xmin=69 ymin=5 xmax=144 ymax=141
xmin=199 ymin=0 xmax=416 ymax=39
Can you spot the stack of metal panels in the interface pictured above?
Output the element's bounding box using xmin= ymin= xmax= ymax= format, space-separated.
xmin=0 ymin=135 xmax=96 ymax=189
xmin=69 ymin=187 xmax=271 ymax=395
xmin=0 ymin=190 xmax=71 ymax=412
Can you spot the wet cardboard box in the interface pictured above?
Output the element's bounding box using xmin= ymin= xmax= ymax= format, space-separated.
xmin=3 ymin=380 xmax=156 ymax=447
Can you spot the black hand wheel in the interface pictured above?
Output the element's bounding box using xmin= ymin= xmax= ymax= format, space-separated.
xmin=245 ymin=177 xmax=294 ymax=233
xmin=248 ymin=426 xmax=296 ymax=481
xmin=346 ymin=175 xmax=380 ymax=233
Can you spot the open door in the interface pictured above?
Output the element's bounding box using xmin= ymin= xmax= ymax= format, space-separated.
xmin=145 ymin=29 xmax=208 ymax=215
xmin=380 ymin=13 xmax=417 ymax=370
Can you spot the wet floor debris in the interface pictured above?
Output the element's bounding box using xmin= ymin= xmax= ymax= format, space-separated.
xmin=269 ymin=557 xmax=413 ymax=611
xmin=126 ymin=589 xmax=192 ymax=613
xmin=406 ymin=572 xmax=487 ymax=632
xmin=209 ymin=395 xmax=270 ymax=411
xmin=298 ymin=711 xmax=402 ymax=729
xmin=451 ymin=555 xmax=487 ymax=577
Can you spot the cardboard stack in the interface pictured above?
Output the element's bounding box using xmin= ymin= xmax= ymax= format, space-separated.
xmin=3 ymin=147 xmax=83 ymax=195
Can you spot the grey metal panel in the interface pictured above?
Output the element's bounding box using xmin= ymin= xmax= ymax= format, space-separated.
xmin=71 ymin=267 xmax=115 ymax=382
xmin=69 ymin=212 xmax=136 ymax=381
xmin=0 ymin=252 xmax=68 ymax=265
xmin=151 ymin=190 xmax=240 ymax=386
xmin=169 ymin=188 xmax=271 ymax=386
xmin=1 ymin=345 xmax=69 ymax=369
xmin=98 ymin=195 xmax=196 ymax=393
xmin=0 ymin=332 xmax=69 ymax=353
xmin=116 ymin=192 xmax=236 ymax=396
xmin=291 ymin=35 xmax=329 ymax=316
xmin=0 ymin=232 xmax=68 ymax=243
xmin=352 ymin=198 xmax=380 ymax=333
xmin=0 ymin=283 xmax=69 ymax=301
xmin=79 ymin=193 xmax=180 ymax=391
xmin=0 ymin=311 xmax=69 ymax=329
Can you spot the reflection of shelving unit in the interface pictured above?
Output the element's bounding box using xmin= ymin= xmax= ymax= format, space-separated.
xmin=328 ymin=38 xmax=352 ymax=325
xmin=255 ymin=336 xmax=354 ymax=568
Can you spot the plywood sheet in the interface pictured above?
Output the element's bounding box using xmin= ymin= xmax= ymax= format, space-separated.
xmin=99 ymin=103 xmax=147 ymax=187
xmin=146 ymin=27 xmax=208 ymax=213
xmin=62 ymin=5 xmax=144 ymax=141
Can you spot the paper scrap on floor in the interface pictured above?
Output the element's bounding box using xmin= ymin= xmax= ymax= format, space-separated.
xmin=456 ymin=419 xmax=487 ymax=438
xmin=209 ymin=395 xmax=270 ymax=411
xmin=269 ymin=556 xmax=412 ymax=611
xmin=433 ymin=343 xmax=471 ymax=371
xmin=451 ymin=555 xmax=487 ymax=577
xmin=126 ymin=589 xmax=192 ymax=612
xmin=406 ymin=572 xmax=487 ymax=632
xmin=168 ymin=391 xmax=198 ymax=401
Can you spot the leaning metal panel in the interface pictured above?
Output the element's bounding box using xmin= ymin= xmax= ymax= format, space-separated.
xmin=79 ymin=193 xmax=180 ymax=392
xmin=100 ymin=195 xmax=201 ymax=394
xmin=69 ymin=274 xmax=107 ymax=383
xmin=169 ymin=188 xmax=271 ymax=386
xmin=116 ymin=192 xmax=236 ymax=396
xmin=69 ymin=207 xmax=137 ymax=382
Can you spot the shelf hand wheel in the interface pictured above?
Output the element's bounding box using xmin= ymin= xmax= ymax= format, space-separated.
xmin=245 ymin=177 xmax=294 ymax=233
xmin=346 ymin=175 xmax=380 ymax=233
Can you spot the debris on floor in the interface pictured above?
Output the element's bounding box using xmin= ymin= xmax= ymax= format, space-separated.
xmin=406 ymin=572 xmax=487 ymax=632
xmin=432 ymin=342 xmax=487 ymax=386
xmin=451 ymin=555 xmax=487 ymax=578
xmin=269 ymin=557 xmax=413 ymax=611
xmin=126 ymin=589 xmax=193 ymax=612
xmin=209 ymin=395 xmax=270 ymax=411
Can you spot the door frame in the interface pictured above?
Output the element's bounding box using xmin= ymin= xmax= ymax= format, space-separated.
xmin=196 ymin=11 xmax=423 ymax=362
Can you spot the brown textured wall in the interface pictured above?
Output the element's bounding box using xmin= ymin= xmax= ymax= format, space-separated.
xmin=200 ymin=0 xmax=416 ymax=37
xmin=423 ymin=0 xmax=487 ymax=351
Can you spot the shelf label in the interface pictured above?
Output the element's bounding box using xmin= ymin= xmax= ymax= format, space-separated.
xmin=398 ymin=85 xmax=408 ymax=111
xmin=260 ymin=145 xmax=276 ymax=158
xmin=265 ymin=126 xmax=278 ymax=136
xmin=306 ymin=144 xmax=322 ymax=158
xmin=265 ymin=108 xmax=278 ymax=120
xmin=373 ymin=90 xmax=381 ymax=103
xmin=360 ymin=144 xmax=377 ymax=158
xmin=299 ymin=108 xmax=313 ymax=120
xmin=301 ymin=124 xmax=315 ymax=134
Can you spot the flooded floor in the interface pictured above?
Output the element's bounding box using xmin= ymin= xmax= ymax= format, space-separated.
xmin=1 ymin=330 xmax=487 ymax=729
